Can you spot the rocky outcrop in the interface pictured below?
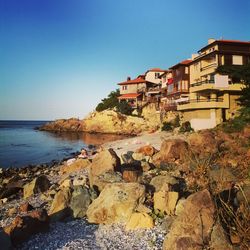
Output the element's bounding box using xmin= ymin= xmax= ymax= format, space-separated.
xmin=163 ymin=189 xmax=215 ymax=250
xmin=86 ymin=183 xmax=145 ymax=224
xmin=40 ymin=110 xmax=160 ymax=135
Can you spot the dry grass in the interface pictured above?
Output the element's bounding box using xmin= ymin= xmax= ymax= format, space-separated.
xmin=216 ymin=186 xmax=250 ymax=249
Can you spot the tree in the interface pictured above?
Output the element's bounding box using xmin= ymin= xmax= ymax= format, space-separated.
xmin=116 ymin=100 xmax=133 ymax=115
xmin=216 ymin=63 xmax=250 ymax=107
xmin=95 ymin=89 xmax=120 ymax=112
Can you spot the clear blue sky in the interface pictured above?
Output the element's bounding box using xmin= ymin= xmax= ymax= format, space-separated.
xmin=0 ymin=0 xmax=249 ymax=120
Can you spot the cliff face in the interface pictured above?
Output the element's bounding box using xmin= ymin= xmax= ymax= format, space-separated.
xmin=40 ymin=110 xmax=160 ymax=135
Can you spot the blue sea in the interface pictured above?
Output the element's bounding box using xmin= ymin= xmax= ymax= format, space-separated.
xmin=0 ymin=120 xmax=126 ymax=168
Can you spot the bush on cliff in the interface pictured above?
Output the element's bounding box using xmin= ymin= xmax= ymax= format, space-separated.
xmin=116 ymin=100 xmax=133 ymax=115
xmin=96 ymin=89 xmax=120 ymax=112
xmin=95 ymin=89 xmax=133 ymax=115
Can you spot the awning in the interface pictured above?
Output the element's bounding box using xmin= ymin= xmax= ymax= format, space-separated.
xmin=118 ymin=93 xmax=142 ymax=100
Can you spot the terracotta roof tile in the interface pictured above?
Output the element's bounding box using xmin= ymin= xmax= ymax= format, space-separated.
xmin=118 ymin=93 xmax=141 ymax=99
xmin=118 ymin=77 xmax=146 ymax=85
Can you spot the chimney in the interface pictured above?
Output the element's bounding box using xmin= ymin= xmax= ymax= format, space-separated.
xmin=127 ymin=76 xmax=131 ymax=81
xmin=208 ymin=38 xmax=216 ymax=44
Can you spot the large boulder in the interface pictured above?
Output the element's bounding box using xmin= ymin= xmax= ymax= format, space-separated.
xmin=153 ymin=139 xmax=190 ymax=166
xmin=69 ymin=186 xmax=91 ymax=218
xmin=3 ymin=209 xmax=49 ymax=245
xmin=163 ymin=189 xmax=215 ymax=250
xmin=49 ymin=187 xmax=72 ymax=221
xmin=86 ymin=183 xmax=145 ymax=224
xmin=89 ymin=149 xmax=121 ymax=188
xmin=23 ymin=175 xmax=50 ymax=199
xmin=125 ymin=212 xmax=154 ymax=230
xmin=188 ymin=130 xmax=219 ymax=156
xmin=59 ymin=158 xmax=91 ymax=175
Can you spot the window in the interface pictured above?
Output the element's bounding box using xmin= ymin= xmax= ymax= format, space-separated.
xmin=232 ymin=55 xmax=243 ymax=65
xmin=122 ymin=85 xmax=127 ymax=90
xmin=155 ymin=73 xmax=160 ymax=79
xmin=185 ymin=67 xmax=189 ymax=74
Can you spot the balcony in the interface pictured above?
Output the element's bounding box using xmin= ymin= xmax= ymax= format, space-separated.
xmin=190 ymin=79 xmax=244 ymax=93
xmin=177 ymin=97 xmax=229 ymax=111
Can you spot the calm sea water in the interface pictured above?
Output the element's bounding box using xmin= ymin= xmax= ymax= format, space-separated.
xmin=0 ymin=120 xmax=126 ymax=168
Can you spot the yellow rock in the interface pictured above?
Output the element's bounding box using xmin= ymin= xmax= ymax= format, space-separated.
xmin=126 ymin=212 xmax=154 ymax=230
xmin=60 ymin=158 xmax=91 ymax=175
xmin=154 ymin=190 xmax=178 ymax=215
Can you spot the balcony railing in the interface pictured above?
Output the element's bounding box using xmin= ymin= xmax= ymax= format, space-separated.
xmin=191 ymin=79 xmax=215 ymax=87
xmin=200 ymin=63 xmax=217 ymax=71
xmin=178 ymin=98 xmax=224 ymax=105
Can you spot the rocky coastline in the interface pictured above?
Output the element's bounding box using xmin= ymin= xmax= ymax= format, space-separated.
xmin=39 ymin=109 xmax=163 ymax=135
xmin=0 ymin=126 xmax=250 ymax=249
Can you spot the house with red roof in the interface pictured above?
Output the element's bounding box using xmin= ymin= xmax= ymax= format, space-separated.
xmin=159 ymin=60 xmax=192 ymax=111
xmin=117 ymin=75 xmax=157 ymax=109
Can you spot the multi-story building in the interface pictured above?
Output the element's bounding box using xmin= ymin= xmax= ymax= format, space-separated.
xmin=117 ymin=68 xmax=166 ymax=108
xmin=178 ymin=39 xmax=250 ymax=130
xmin=160 ymin=60 xmax=191 ymax=111
xmin=117 ymin=75 xmax=157 ymax=108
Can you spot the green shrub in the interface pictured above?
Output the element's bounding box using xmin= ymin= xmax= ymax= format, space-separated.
xmin=95 ymin=89 xmax=120 ymax=112
xmin=116 ymin=100 xmax=133 ymax=115
xmin=179 ymin=121 xmax=193 ymax=133
xmin=161 ymin=122 xmax=173 ymax=131
xmin=221 ymin=107 xmax=250 ymax=133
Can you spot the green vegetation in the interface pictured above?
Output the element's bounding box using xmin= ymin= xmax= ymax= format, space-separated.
xmin=220 ymin=107 xmax=250 ymax=133
xmin=95 ymin=89 xmax=133 ymax=115
xmin=161 ymin=122 xmax=173 ymax=131
xmin=217 ymin=63 xmax=250 ymax=107
xmin=116 ymin=100 xmax=133 ymax=115
xmin=95 ymin=89 xmax=120 ymax=112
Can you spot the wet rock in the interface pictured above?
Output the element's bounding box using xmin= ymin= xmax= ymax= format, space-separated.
xmin=69 ymin=186 xmax=91 ymax=218
xmin=87 ymin=183 xmax=145 ymax=224
xmin=163 ymin=189 xmax=215 ymax=250
xmin=23 ymin=175 xmax=51 ymax=199
xmin=126 ymin=212 xmax=154 ymax=230
xmin=3 ymin=209 xmax=49 ymax=245
xmin=49 ymin=187 xmax=72 ymax=221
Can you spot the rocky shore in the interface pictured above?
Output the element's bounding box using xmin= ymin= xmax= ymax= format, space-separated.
xmin=39 ymin=109 xmax=163 ymax=135
xmin=1 ymin=126 xmax=250 ymax=249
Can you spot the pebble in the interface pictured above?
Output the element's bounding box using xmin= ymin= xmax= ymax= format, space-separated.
xmin=16 ymin=219 xmax=166 ymax=250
